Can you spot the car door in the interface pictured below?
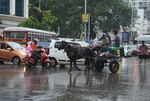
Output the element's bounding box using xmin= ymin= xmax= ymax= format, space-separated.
xmin=50 ymin=41 xmax=68 ymax=61
xmin=0 ymin=42 xmax=13 ymax=61
xmin=0 ymin=42 xmax=4 ymax=60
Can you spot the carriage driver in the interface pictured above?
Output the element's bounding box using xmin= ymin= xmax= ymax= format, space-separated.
xmin=92 ymin=31 xmax=112 ymax=54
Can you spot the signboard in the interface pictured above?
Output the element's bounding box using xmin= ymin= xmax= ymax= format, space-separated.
xmin=122 ymin=32 xmax=130 ymax=43
xmin=82 ymin=14 xmax=90 ymax=23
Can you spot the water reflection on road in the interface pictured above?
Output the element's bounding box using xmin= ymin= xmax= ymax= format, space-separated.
xmin=0 ymin=57 xmax=150 ymax=101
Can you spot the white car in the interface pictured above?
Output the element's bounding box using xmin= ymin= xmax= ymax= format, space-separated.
xmin=48 ymin=38 xmax=89 ymax=65
xmin=123 ymin=44 xmax=137 ymax=57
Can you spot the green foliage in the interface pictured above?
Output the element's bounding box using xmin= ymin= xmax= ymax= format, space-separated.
xmin=93 ymin=0 xmax=131 ymax=32
xmin=29 ymin=5 xmax=42 ymax=21
xmin=18 ymin=16 xmax=41 ymax=29
xmin=19 ymin=2 xmax=58 ymax=32
xmin=19 ymin=0 xmax=131 ymax=38
xmin=41 ymin=10 xmax=58 ymax=31
xmin=47 ymin=0 xmax=131 ymax=37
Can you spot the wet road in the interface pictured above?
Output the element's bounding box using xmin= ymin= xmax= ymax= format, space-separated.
xmin=0 ymin=57 xmax=150 ymax=101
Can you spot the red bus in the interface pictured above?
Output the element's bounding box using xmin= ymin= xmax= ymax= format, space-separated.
xmin=2 ymin=27 xmax=58 ymax=44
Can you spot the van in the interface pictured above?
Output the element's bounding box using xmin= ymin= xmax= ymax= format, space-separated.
xmin=135 ymin=34 xmax=150 ymax=47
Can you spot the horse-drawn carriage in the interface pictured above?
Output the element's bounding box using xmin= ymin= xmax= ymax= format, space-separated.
xmin=58 ymin=41 xmax=120 ymax=73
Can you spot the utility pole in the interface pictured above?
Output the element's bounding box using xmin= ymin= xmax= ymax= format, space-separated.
xmin=88 ymin=16 xmax=90 ymax=40
xmin=84 ymin=0 xmax=87 ymax=40
xmin=39 ymin=0 xmax=41 ymax=9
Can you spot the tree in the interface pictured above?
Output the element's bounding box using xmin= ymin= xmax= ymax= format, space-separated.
xmin=90 ymin=0 xmax=131 ymax=32
xmin=47 ymin=0 xmax=131 ymax=37
xmin=18 ymin=16 xmax=41 ymax=29
xmin=18 ymin=1 xmax=58 ymax=32
xmin=19 ymin=0 xmax=131 ymax=38
xmin=41 ymin=10 xmax=58 ymax=31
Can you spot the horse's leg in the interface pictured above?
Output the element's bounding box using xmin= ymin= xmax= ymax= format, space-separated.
xmin=90 ymin=57 xmax=95 ymax=72
xmin=87 ymin=57 xmax=95 ymax=72
xmin=69 ymin=60 xmax=73 ymax=72
xmin=85 ymin=58 xmax=90 ymax=71
xmin=74 ymin=60 xmax=81 ymax=71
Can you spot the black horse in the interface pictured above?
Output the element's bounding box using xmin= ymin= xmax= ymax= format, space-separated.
xmin=58 ymin=41 xmax=95 ymax=72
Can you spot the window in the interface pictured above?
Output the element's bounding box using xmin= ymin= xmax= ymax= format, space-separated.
xmin=0 ymin=0 xmax=10 ymax=14
xmin=28 ymin=32 xmax=32 ymax=40
xmin=54 ymin=41 xmax=81 ymax=48
xmin=15 ymin=0 xmax=24 ymax=16
xmin=55 ymin=42 xmax=62 ymax=48
xmin=5 ymin=32 xmax=25 ymax=40
xmin=0 ymin=43 xmax=10 ymax=49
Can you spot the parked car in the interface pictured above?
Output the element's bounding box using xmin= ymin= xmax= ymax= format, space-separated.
xmin=0 ymin=41 xmax=26 ymax=64
xmin=48 ymin=38 xmax=89 ymax=65
xmin=122 ymin=44 xmax=137 ymax=57
xmin=135 ymin=34 xmax=150 ymax=47
xmin=131 ymin=34 xmax=150 ymax=57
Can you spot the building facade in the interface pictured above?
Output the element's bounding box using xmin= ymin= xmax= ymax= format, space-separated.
xmin=0 ymin=0 xmax=29 ymax=32
xmin=129 ymin=0 xmax=150 ymax=34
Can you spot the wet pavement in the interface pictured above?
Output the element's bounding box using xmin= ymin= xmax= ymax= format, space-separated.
xmin=0 ymin=57 xmax=150 ymax=101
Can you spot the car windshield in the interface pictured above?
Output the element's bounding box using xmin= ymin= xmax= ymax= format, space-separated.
xmin=7 ymin=42 xmax=25 ymax=50
xmin=68 ymin=42 xmax=81 ymax=47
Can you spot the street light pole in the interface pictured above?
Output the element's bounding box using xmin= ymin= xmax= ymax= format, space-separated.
xmin=84 ymin=0 xmax=87 ymax=40
xmin=39 ymin=0 xmax=41 ymax=9
xmin=85 ymin=0 xmax=87 ymax=14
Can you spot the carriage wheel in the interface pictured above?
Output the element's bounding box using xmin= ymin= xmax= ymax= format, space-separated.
xmin=49 ymin=57 xmax=57 ymax=68
xmin=95 ymin=60 xmax=105 ymax=72
xmin=109 ymin=60 xmax=119 ymax=73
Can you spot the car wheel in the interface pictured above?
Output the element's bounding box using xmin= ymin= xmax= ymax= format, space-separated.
xmin=12 ymin=57 xmax=21 ymax=65
xmin=49 ymin=57 xmax=57 ymax=68
xmin=43 ymin=62 xmax=51 ymax=69
xmin=0 ymin=61 xmax=4 ymax=64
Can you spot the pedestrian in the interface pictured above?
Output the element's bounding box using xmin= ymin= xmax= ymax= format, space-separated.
xmin=139 ymin=41 xmax=148 ymax=55
xmin=112 ymin=30 xmax=124 ymax=56
xmin=92 ymin=31 xmax=112 ymax=54
xmin=113 ymin=30 xmax=120 ymax=47
xmin=99 ymin=31 xmax=111 ymax=47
